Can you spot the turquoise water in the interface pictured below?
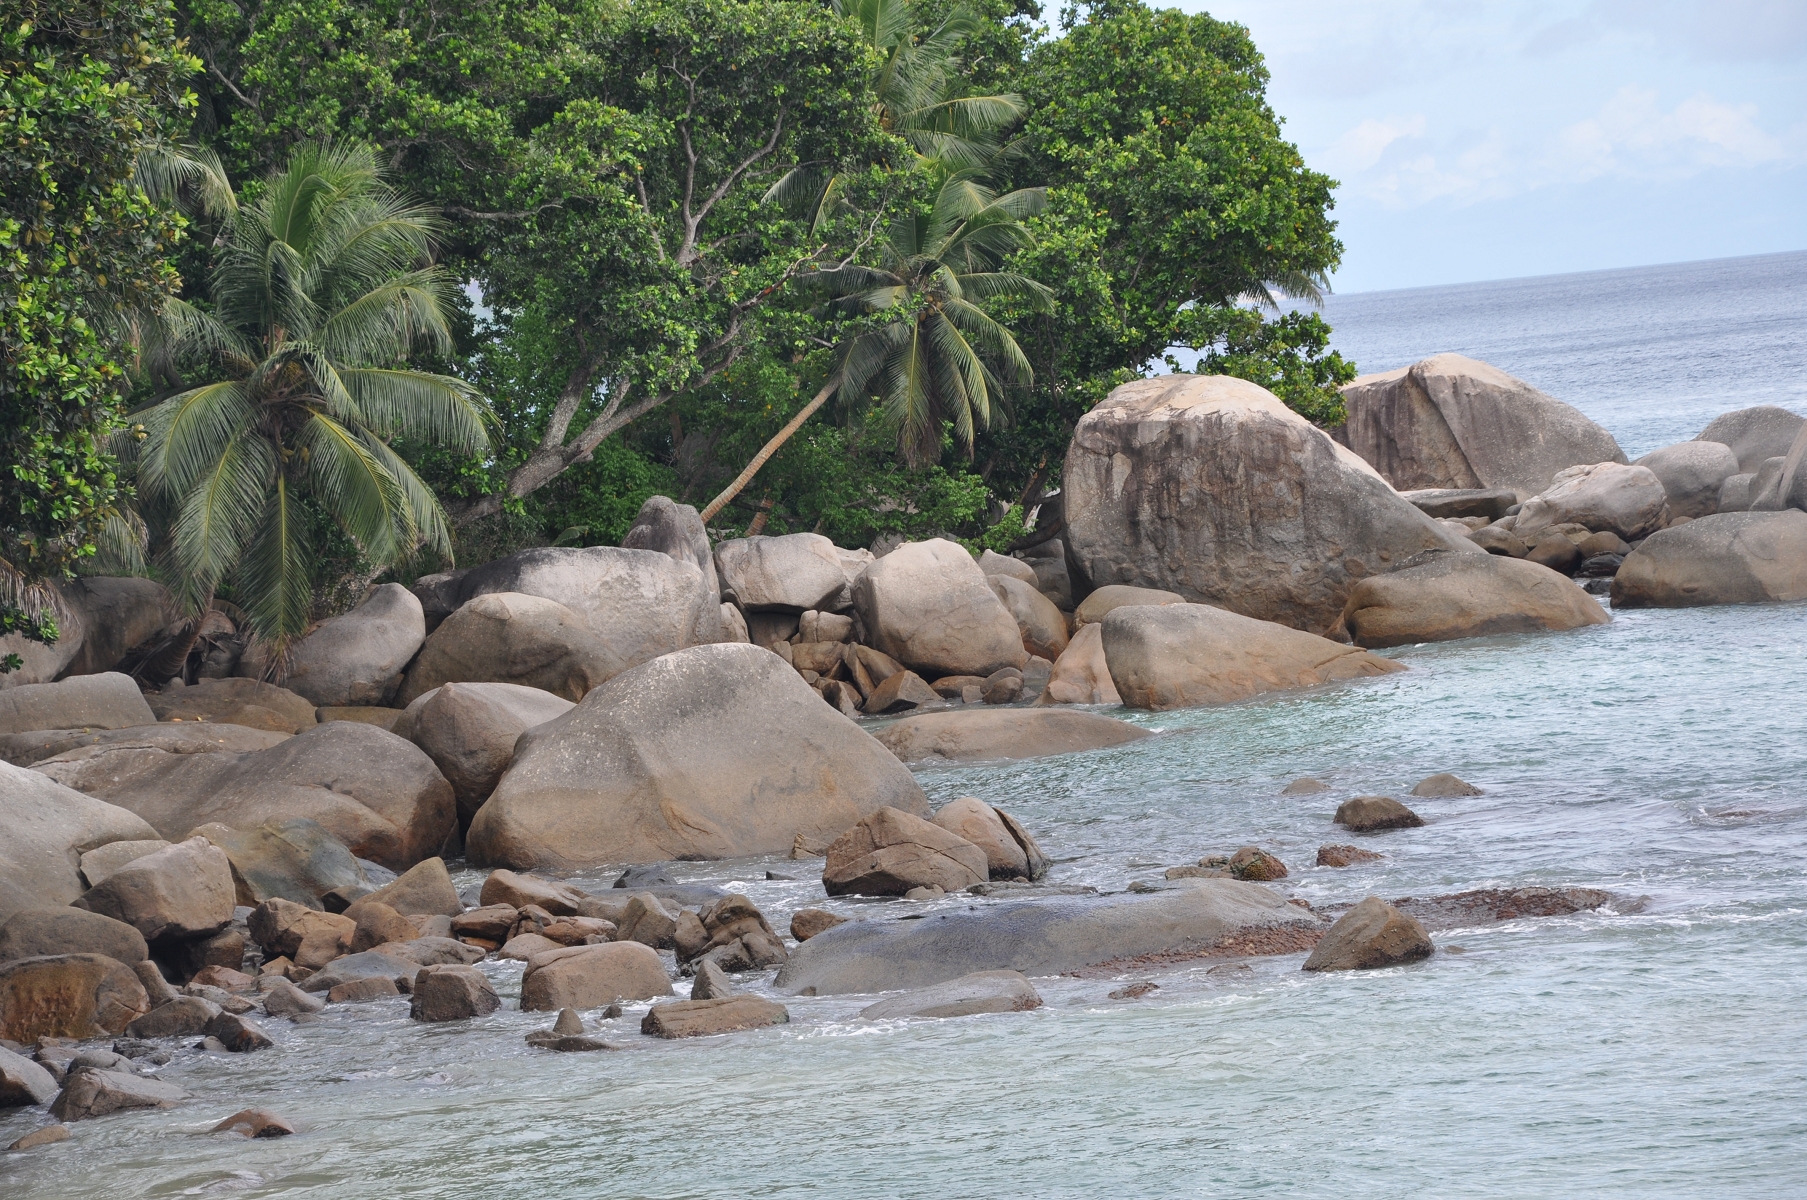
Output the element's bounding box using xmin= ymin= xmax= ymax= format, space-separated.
xmin=6 ymin=600 xmax=1805 ymax=1198
xmin=7 ymin=254 xmax=1807 ymax=1196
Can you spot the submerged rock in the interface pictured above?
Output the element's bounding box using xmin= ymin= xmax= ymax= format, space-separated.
xmin=1333 ymin=797 xmax=1424 ymax=832
xmin=1410 ymin=773 xmax=1483 ymax=798
xmin=1281 ymin=777 xmax=1330 ymax=795
xmin=1302 ymin=896 xmax=1433 ymax=972
xmin=1611 ymin=511 xmax=1807 ymax=608
xmin=874 ymin=708 xmax=1150 ymax=764
xmin=640 ymin=996 xmax=788 ymax=1039
xmin=1316 ymin=845 xmax=1382 ymax=868
xmin=857 ymin=970 xmax=1042 ymax=1020
xmin=211 ymin=1109 xmax=296 ymax=1138
xmin=1388 ymin=886 xmax=1620 ymax=932
xmin=776 ymin=878 xmax=1321 ymax=996
xmin=50 ymin=1068 xmax=186 ymax=1121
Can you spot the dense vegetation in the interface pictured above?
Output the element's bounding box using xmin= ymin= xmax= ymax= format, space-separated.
xmin=2 ymin=0 xmax=1353 ymax=629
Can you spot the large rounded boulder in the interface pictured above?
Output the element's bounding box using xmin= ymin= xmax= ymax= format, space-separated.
xmin=853 ymin=539 xmax=1028 ymax=678
xmin=409 ymin=682 xmax=574 ymax=828
xmin=1036 ymin=623 xmax=1119 ymax=706
xmin=0 ymin=673 xmax=154 ymax=736
xmin=986 ymin=574 xmax=1068 ymax=662
xmin=716 ymin=533 xmax=851 ymax=613
xmin=0 ymin=578 xmax=173 ymax=688
xmin=1634 ymin=441 xmax=1740 ymax=520
xmin=1065 ymin=375 xmax=1477 ymax=636
xmin=0 ymin=760 xmax=158 ymax=924
xmin=1513 ymin=462 xmax=1669 ymax=541
xmin=1611 ymin=511 xmax=1807 ymax=608
xmin=1695 ymin=405 xmax=1806 ymax=474
xmin=34 ymin=722 xmax=455 ymax=871
xmin=1341 ymin=553 xmax=1610 ymax=647
xmin=281 ymin=583 xmax=426 ymax=707
xmin=1336 ymin=353 xmax=1626 ymax=496
xmin=873 ymin=708 xmax=1150 ymax=764
xmin=622 ymin=495 xmax=719 ymax=598
xmin=1102 ymin=603 xmax=1404 ymax=711
xmin=399 ymin=592 xmax=618 ymax=705
xmin=467 ymin=643 xmax=929 ymax=869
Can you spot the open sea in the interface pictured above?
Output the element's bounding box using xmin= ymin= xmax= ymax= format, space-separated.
xmin=4 ymin=252 xmax=1806 ymax=1198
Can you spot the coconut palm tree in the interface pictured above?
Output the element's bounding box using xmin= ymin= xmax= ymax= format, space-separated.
xmin=701 ymin=171 xmax=1050 ymax=520
xmin=133 ymin=141 xmax=489 ymax=652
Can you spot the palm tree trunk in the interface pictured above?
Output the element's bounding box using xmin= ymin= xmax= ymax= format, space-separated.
xmin=700 ymin=374 xmax=839 ymax=523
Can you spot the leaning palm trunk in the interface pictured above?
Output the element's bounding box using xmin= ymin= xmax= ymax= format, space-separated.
xmin=700 ymin=374 xmax=842 ymax=523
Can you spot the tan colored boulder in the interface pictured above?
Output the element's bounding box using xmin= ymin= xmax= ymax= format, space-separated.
xmin=875 ymin=708 xmax=1149 ymax=764
xmin=622 ymin=496 xmax=720 ymax=598
xmin=190 ymin=818 xmax=367 ymax=909
xmin=614 ymin=893 xmax=678 ymax=949
xmin=1341 ymin=552 xmax=1609 ymax=648
xmin=0 ymin=759 xmax=161 ymax=924
xmin=861 ymin=669 xmax=940 ymax=714
xmin=0 ymin=673 xmax=154 ymax=735
xmin=1074 ymin=584 xmax=1184 ymax=626
xmin=986 ymin=574 xmax=1069 ymax=661
xmin=930 ymin=798 xmax=1051 ymax=880
xmin=790 ymin=909 xmax=847 ymax=941
xmin=77 ymin=840 xmax=172 ymax=888
xmin=798 ymin=610 xmax=854 ymax=643
xmin=1 ymin=723 xmax=286 ymax=770
xmin=398 ymin=592 xmax=618 ymax=706
xmin=282 ymin=584 xmax=425 ymax=707
xmin=1102 ymin=603 xmax=1403 ymax=711
xmin=72 ymin=836 xmax=233 ymax=945
xmin=1065 ymin=375 xmax=1477 ymax=635
xmin=1612 ymin=511 xmax=1807 ymax=608
xmin=978 ymin=550 xmax=1038 ymax=584
xmin=345 ymin=901 xmax=419 ymax=954
xmin=1302 ymin=896 xmax=1433 ymax=971
xmin=1037 ymin=623 xmax=1119 ymax=705
xmin=716 ymin=533 xmax=850 ymax=612
xmin=479 ymin=869 xmax=584 ymax=916
xmin=1337 ymin=353 xmax=1625 ymax=496
xmin=640 ymin=995 xmax=787 ymax=1038
xmin=0 ymin=908 xmax=146 ymax=966
xmin=409 ymin=964 xmax=500 ymax=1021
xmin=148 ymin=677 xmax=317 ymax=733
xmin=35 ymin=722 xmax=455 ymax=873
xmin=0 ymin=954 xmax=149 ymax=1042
xmin=125 ymin=994 xmax=219 ymax=1038
xmin=1317 ymin=844 xmax=1382 ymax=867
xmin=822 ymin=806 xmax=989 ymax=897
xmin=519 ymin=942 xmax=673 ymax=1011
xmin=499 ymin=932 xmax=562 ymax=961
xmin=248 ymin=899 xmax=357 ymax=962
xmin=362 ymin=857 xmax=464 ymax=917
xmin=296 ymin=950 xmax=416 ymax=994
xmin=1635 ymin=441 xmax=1740 ymax=521
xmin=410 ymin=683 xmax=575 ymax=828
xmin=468 ymin=643 xmax=928 ymax=869
xmin=1228 ymin=846 xmax=1287 ymax=881
xmin=1412 ymin=773 xmax=1483 ymax=798
xmin=852 ymin=539 xmax=1027 ymax=678
xmin=1514 ymin=462 xmax=1668 ymax=542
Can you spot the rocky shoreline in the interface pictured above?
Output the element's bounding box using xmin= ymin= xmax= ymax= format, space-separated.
xmin=3 ymin=357 xmax=1803 ymax=1152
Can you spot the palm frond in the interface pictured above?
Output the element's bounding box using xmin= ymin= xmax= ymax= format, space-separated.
xmin=954 ymin=270 xmax=1055 ymax=311
xmin=169 ymin=432 xmax=275 ymax=606
xmin=314 ymin=270 xmax=461 ymax=363
xmin=134 ymin=142 xmax=237 ymax=220
xmin=236 ymin=472 xmax=314 ymax=644
xmin=157 ymin=298 xmax=258 ymax=368
xmin=138 ymin=382 xmax=258 ymax=500
xmin=298 ymin=414 xmax=407 ymax=563
xmin=340 ymin=368 xmax=491 ymax=455
xmin=358 ymin=430 xmax=455 ymax=558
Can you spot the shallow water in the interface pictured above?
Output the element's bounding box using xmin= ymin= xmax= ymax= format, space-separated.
xmin=7 ymin=599 xmax=1806 ymax=1198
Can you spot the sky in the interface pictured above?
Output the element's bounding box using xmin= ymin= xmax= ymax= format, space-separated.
xmin=1176 ymin=0 xmax=1807 ymax=293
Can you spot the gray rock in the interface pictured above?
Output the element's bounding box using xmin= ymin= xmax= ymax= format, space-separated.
xmin=1102 ymin=603 xmax=1404 ymax=711
xmin=467 ymin=643 xmax=927 ymax=869
xmin=202 ymin=1010 xmax=273 ymax=1051
xmin=73 ymin=837 xmax=234 ymax=946
xmin=0 ymin=723 xmax=287 ymax=770
xmin=1717 ymin=472 xmax=1757 ymax=513
xmin=1514 ymin=462 xmax=1669 ymax=542
xmin=297 ymin=951 xmax=418 ymax=995
xmin=857 ymin=969 xmax=1042 ymax=1020
xmin=1066 ymin=375 xmax=1479 ymax=635
xmin=1694 ymin=405 xmax=1806 ymax=474
xmin=1302 ymin=896 xmax=1433 ymax=971
xmin=408 ymin=964 xmax=500 ymax=1021
xmin=0 ymin=1045 xmax=58 ymax=1107
xmin=408 ymin=682 xmax=574 ymax=829
xmin=0 ymin=673 xmax=154 ymax=736
xmin=1399 ymin=488 xmax=1519 ymax=521
xmin=0 ymin=760 xmax=161 ymax=926
xmin=0 ymin=908 xmax=147 ymax=967
xmin=258 ymin=977 xmax=324 ymax=1016
xmin=640 ymin=996 xmax=788 ymax=1039
xmin=7 ymin=1123 xmax=71 ymax=1150
xmin=150 ymin=677 xmax=317 ymax=733
xmin=188 ymin=817 xmax=366 ymax=910
xmin=853 ymin=539 xmax=1028 ymax=679
xmin=822 ymin=806 xmax=989 ymax=897
xmin=1073 ymin=584 xmax=1185 ymax=626
xmin=874 ymin=708 xmax=1150 ymax=764
xmin=124 ymin=995 xmax=220 ymax=1039
xmin=1410 ymin=773 xmax=1483 ymax=798
xmin=930 ymin=798 xmax=1040 ymax=880
xmin=398 ymin=592 xmax=620 ymax=706
xmin=622 ymin=496 xmax=720 ymax=599
xmin=519 ymin=942 xmax=673 ymax=1011
xmin=1340 ymin=552 xmax=1610 ymax=648
xmin=49 ymin=1067 xmax=186 ymax=1121
xmin=688 ymin=957 xmax=735 ymax=1000
xmin=1634 ymin=441 xmax=1740 ymax=520
xmin=719 ymin=603 xmax=750 ymax=643
xmin=977 ymin=550 xmax=1037 ymax=583
xmin=1337 ymin=353 xmax=1626 ymax=497
xmin=378 ymin=936 xmax=485 ymax=967
xmin=716 ymin=533 xmax=851 ymax=612
xmin=36 ymin=722 xmax=455 ymax=874
xmin=361 ymin=857 xmax=464 ymax=917
xmin=1282 ymin=777 xmax=1329 ymax=795
xmin=986 ymin=574 xmax=1069 ymax=662
xmin=777 ymin=878 xmax=1321 ymax=995
xmin=282 ymin=584 xmax=425 ymax=707
xmin=1612 ymin=510 xmax=1807 ymax=607
xmin=440 ymin=545 xmax=722 ymax=666
xmin=75 ymin=840 xmax=171 ymax=890
xmin=1746 ymin=456 xmax=1788 ymax=511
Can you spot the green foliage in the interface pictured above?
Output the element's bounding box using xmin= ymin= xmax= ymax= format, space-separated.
xmin=134 ymin=141 xmax=490 ymax=645
xmin=0 ymin=603 xmax=59 ymax=673
xmin=0 ymin=0 xmax=196 ymax=585
xmin=1178 ymin=309 xmax=1355 ymax=426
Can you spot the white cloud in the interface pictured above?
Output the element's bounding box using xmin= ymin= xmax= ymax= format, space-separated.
xmin=1321 ymin=116 xmax=1428 ymax=175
